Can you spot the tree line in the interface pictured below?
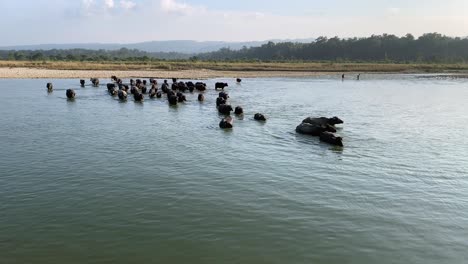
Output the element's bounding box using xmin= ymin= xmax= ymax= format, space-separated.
xmin=199 ymin=33 xmax=468 ymax=63
xmin=1 ymin=33 xmax=468 ymax=63
xmin=0 ymin=48 xmax=191 ymax=61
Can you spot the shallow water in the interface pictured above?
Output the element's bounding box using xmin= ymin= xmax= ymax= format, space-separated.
xmin=1 ymin=75 xmax=467 ymax=264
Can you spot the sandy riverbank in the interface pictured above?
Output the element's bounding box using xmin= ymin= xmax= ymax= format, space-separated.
xmin=0 ymin=67 xmax=330 ymax=79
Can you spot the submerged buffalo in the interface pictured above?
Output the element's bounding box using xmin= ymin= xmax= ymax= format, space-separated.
xmin=320 ymin=132 xmax=343 ymax=147
xmin=46 ymin=83 xmax=53 ymax=92
xmin=80 ymin=79 xmax=85 ymax=86
xmin=254 ymin=113 xmax=266 ymax=121
xmin=90 ymin=78 xmax=99 ymax=87
xmin=195 ymin=82 xmax=206 ymax=91
xmin=198 ymin=94 xmax=205 ymax=101
xmin=234 ymin=106 xmax=243 ymax=115
xmin=66 ymin=89 xmax=75 ymax=99
xmin=219 ymin=116 xmax=233 ymax=129
xmin=218 ymin=104 xmax=233 ymax=115
xmin=118 ymin=90 xmax=127 ymax=100
xmin=216 ymin=97 xmax=226 ymax=107
xmin=134 ymin=92 xmax=144 ymax=102
xmin=296 ymin=123 xmax=336 ymax=136
xmin=219 ymin=92 xmax=229 ymax=100
xmin=296 ymin=116 xmax=344 ymax=147
xmin=302 ymin=116 xmax=343 ymax=126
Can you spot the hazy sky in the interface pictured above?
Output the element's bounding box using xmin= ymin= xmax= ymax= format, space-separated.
xmin=0 ymin=0 xmax=467 ymax=45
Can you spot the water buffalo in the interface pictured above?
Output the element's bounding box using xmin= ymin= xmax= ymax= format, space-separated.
xmin=218 ymin=104 xmax=233 ymax=115
xmin=80 ymin=80 xmax=85 ymax=86
xmin=46 ymin=83 xmax=53 ymax=92
xmin=168 ymin=94 xmax=178 ymax=105
xmin=296 ymin=123 xmax=336 ymax=136
xmin=178 ymin=82 xmax=188 ymax=92
xmin=107 ymin=83 xmax=116 ymax=91
xmin=141 ymin=86 xmax=147 ymax=94
xmin=236 ymin=78 xmax=242 ymax=83
xmin=320 ymin=132 xmax=343 ymax=147
xmin=90 ymin=78 xmax=99 ymax=87
xmin=254 ymin=113 xmax=266 ymax=121
xmin=198 ymin=94 xmax=205 ymax=101
xmin=195 ymin=82 xmax=206 ymax=91
xmin=109 ymin=88 xmax=118 ymax=96
xmin=130 ymin=86 xmax=139 ymax=95
xmin=111 ymin=75 xmax=118 ymax=82
xmin=118 ymin=90 xmax=127 ymax=100
xmin=172 ymin=78 xmax=177 ymax=83
xmin=219 ymin=92 xmax=229 ymax=100
xmin=134 ymin=92 xmax=144 ymax=102
xmin=66 ymin=89 xmax=75 ymax=99
xmin=216 ymin=97 xmax=226 ymax=107
xmin=186 ymin=81 xmax=195 ymax=92
xmin=130 ymin=79 xmax=135 ymax=86
xmin=234 ymin=106 xmax=243 ymax=115
xmin=219 ymin=116 xmax=233 ymax=129
xmin=302 ymin=116 xmax=344 ymax=126
xmin=176 ymin=92 xmax=186 ymax=102
xmin=215 ymin=82 xmax=228 ymax=90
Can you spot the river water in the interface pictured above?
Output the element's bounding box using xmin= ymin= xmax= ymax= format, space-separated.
xmin=0 ymin=75 xmax=467 ymax=263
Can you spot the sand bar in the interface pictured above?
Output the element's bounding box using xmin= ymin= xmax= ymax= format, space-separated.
xmin=0 ymin=67 xmax=329 ymax=79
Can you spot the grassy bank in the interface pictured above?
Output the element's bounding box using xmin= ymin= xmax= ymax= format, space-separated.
xmin=1 ymin=60 xmax=468 ymax=73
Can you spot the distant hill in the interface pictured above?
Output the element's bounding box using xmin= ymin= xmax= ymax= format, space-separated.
xmin=0 ymin=39 xmax=315 ymax=53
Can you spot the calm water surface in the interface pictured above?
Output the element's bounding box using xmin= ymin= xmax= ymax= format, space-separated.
xmin=0 ymin=75 xmax=467 ymax=263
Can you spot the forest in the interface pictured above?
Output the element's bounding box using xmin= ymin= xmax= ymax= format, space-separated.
xmin=1 ymin=33 xmax=467 ymax=63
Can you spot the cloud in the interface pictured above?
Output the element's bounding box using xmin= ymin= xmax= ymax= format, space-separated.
xmin=120 ymin=0 xmax=136 ymax=10
xmin=160 ymin=0 xmax=205 ymax=15
xmin=104 ymin=0 xmax=115 ymax=9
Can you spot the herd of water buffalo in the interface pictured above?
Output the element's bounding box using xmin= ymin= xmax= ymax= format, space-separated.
xmin=45 ymin=77 xmax=344 ymax=146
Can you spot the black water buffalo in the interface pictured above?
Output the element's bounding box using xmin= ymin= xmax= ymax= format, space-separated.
xmin=234 ymin=106 xmax=243 ymax=115
xmin=219 ymin=116 xmax=233 ymax=129
xmin=46 ymin=83 xmax=53 ymax=92
xmin=107 ymin=83 xmax=116 ymax=91
xmin=319 ymin=132 xmax=343 ymax=147
xmin=198 ymin=94 xmax=204 ymax=101
xmin=216 ymin=97 xmax=226 ymax=107
xmin=172 ymin=78 xmax=177 ymax=83
xmin=80 ymin=80 xmax=85 ymax=86
xmin=295 ymin=123 xmax=336 ymax=136
xmin=218 ymin=104 xmax=233 ymax=115
xmin=134 ymin=92 xmax=144 ymax=102
xmin=168 ymin=94 xmax=178 ymax=105
xmin=195 ymin=82 xmax=206 ymax=91
xmin=118 ymin=90 xmax=127 ymax=100
xmin=254 ymin=113 xmax=267 ymax=121
xmin=236 ymin=78 xmax=242 ymax=83
xmin=215 ymin=82 xmax=228 ymax=90
xmin=219 ymin=92 xmax=229 ymax=100
xmin=66 ymin=89 xmax=75 ymax=99
xmin=302 ymin=116 xmax=344 ymax=126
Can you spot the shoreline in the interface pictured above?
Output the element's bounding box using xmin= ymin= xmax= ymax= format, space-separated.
xmin=1 ymin=67 xmax=467 ymax=80
xmin=0 ymin=67 xmax=339 ymax=79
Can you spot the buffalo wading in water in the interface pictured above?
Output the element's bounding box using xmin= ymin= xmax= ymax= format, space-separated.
xmin=219 ymin=116 xmax=233 ymax=129
xmin=234 ymin=106 xmax=243 ymax=115
xmin=319 ymin=132 xmax=343 ymax=147
xmin=254 ymin=113 xmax=266 ymax=121
xmin=134 ymin=92 xmax=144 ymax=102
xmin=215 ymin=82 xmax=229 ymax=90
xmin=118 ymin=90 xmax=127 ymax=100
xmin=66 ymin=89 xmax=75 ymax=99
xmin=90 ymin=78 xmax=99 ymax=87
xmin=198 ymin=94 xmax=205 ymax=101
xmin=80 ymin=79 xmax=85 ymax=87
xmin=46 ymin=83 xmax=53 ymax=92
xmin=218 ymin=104 xmax=233 ymax=115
